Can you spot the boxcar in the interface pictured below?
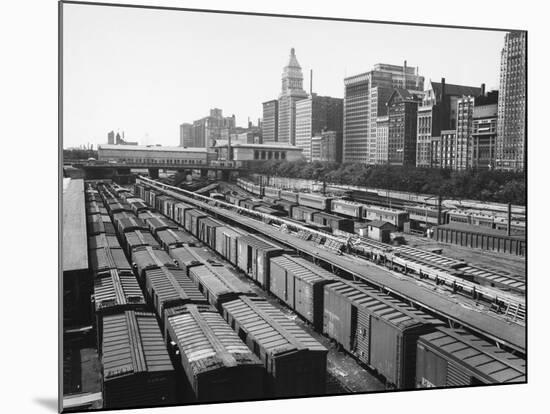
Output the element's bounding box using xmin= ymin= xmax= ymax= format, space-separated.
xmin=416 ymin=327 xmax=526 ymax=388
xmin=168 ymin=245 xmax=204 ymax=274
xmin=89 ymin=246 xmax=133 ymax=278
xmin=197 ymin=216 xmax=225 ymax=249
xmin=184 ymin=209 xmax=207 ymax=236
xmin=298 ymin=193 xmax=333 ymax=211
xmin=106 ymin=201 xmax=133 ymax=215
xmin=143 ymin=266 xmax=207 ymax=324
xmin=214 ymin=226 xmax=247 ymax=266
xmin=330 ymin=199 xmax=363 ymax=218
xmin=312 ymin=211 xmax=355 ymax=233
xmin=88 ymin=233 xmax=121 ymax=250
xmin=362 ymin=205 xmax=409 ymax=230
xmin=323 ymin=280 xmax=440 ymax=389
xmin=102 ymin=311 xmax=176 ymax=409
xmin=164 ymin=304 xmax=265 ymax=402
xmin=126 ymin=198 xmax=149 ymax=215
xmin=280 ymin=189 xmax=299 ymax=204
xmin=255 ymin=205 xmax=287 ymax=218
xmin=222 ymin=296 xmax=327 ymax=397
xmin=123 ymin=230 xmax=161 ymax=255
xmin=263 ymin=186 xmax=281 ymax=199
xmin=156 ymin=228 xmax=199 ymax=250
xmin=291 ymin=205 xmax=318 ymax=222
xmin=269 ymin=255 xmax=337 ymax=331
xmin=154 ymin=195 xmax=172 ymax=214
xmin=115 ymin=216 xmax=149 ymax=234
xmin=86 ymin=201 xmax=108 ymax=216
xmin=93 ymin=269 xmax=147 ymax=349
xmin=138 ymin=210 xmax=164 ymax=222
xmin=187 ymin=261 xmax=256 ymax=311
xmin=273 ymin=199 xmax=297 ymax=213
xmin=237 ymin=234 xmax=292 ymax=288
xmin=173 ymin=202 xmax=194 ymax=227
xmin=131 ymin=246 xmax=178 ymax=280
xmin=144 ymin=216 xmax=178 ymax=236
xmin=87 ymin=214 xmax=116 ymax=236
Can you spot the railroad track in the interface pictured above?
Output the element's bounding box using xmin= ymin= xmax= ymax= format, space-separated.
xmin=137 ymin=176 xmax=525 ymax=324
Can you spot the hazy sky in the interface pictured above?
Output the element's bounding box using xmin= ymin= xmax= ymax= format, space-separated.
xmin=62 ymin=3 xmax=507 ymax=148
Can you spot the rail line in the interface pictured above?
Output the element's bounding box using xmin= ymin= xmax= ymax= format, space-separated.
xmin=136 ymin=176 xmax=526 ymax=353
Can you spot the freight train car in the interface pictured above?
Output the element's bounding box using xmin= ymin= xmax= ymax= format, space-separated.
xmin=362 ymin=205 xmax=409 ymax=230
xmin=263 ymin=186 xmax=281 ymax=199
xmin=269 ymin=255 xmax=337 ymax=331
xmin=323 ymin=280 xmax=440 ymax=389
xmin=164 ymin=304 xmax=265 ymax=402
xmin=298 ymin=193 xmax=333 ymax=211
xmin=123 ymin=230 xmax=161 ymax=255
xmin=416 ymin=327 xmax=526 ymax=388
xmin=214 ymin=226 xmax=247 ymax=266
xmin=291 ymin=205 xmax=317 ymax=222
xmin=87 ymin=214 xmax=117 ymax=236
xmin=184 ymin=209 xmax=207 ymax=236
xmin=222 ymin=296 xmax=328 ymax=397
xmin=89 ymin=246 xmax=134 ymax=278
xmin=237 ymin=234 xmax=292 ymax=288
xmin=143 ymin=266 xmax=207 ymax=324
xmin=156 ymin=228 xmax=198 ymax=250
xmin=89 ymin=233 xmax=121 ymax=250
xmin=312 ymin=211 xmax=355 ymax=233
xmin=131 ymin=245 xmax=179 ymax=281
xmin=173 ymin=202 xmax=195 ymax=227
xmin=101 ymin=311 xmax=176 ymax=409
xmin=280 ymin=189 xmax=299 ymax=204
xmin=331 ymin=199 xmax=363 ymax=219
xmin=197 ymin=216 xmax=225 ymax=250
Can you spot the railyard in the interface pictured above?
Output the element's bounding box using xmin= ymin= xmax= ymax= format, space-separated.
xmin=62 ymin=175 xmax=526 ymax=411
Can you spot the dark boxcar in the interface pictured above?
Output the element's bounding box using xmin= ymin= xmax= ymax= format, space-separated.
xmin=168 ymin=245 xmax=203 ymax=274
xmin=237 ymin=234 xmax=292 ymax=288
xmin=291 ymin=205 xmax=317 ymax=222
xmin=116 ymin=216 xmax=149 ymax=234
xmin=312 ymin=211 xmax=355 ymax=233
xmin=215 ymin=226 xmax=246 ymax=265
xmin=184 ymin=209 xmax=207 ymax=237
xmin=144 ymin=266 xmax=207 ymax=324
xmin=132 ymin=246 xmax=178 ymax=280
xmin=102 ymin=311 xmax=176 ymax=409
xmin=274 ymin=199 xmax=297 ymax=213
xmin=145 ymin=216 xmax=178 ymax=236
xmin=269 ymin=255 xmax=337 ymax=331
xmin=107 ymin=201 xmax=133 ymax=215
xmin=416 ymin=327 xmax=526 ymax=388
xmin=90 ymin=246 xmax=133 ymax=278
xmin=156 ymin=228 xmax=199 ymax=250
xmin=89 ymin=233 xmax=121 ymax=250
xmin=323 ymin=280 xmax=440 ymax=389
xmin=87 ymin=214 xmax=116 ymax=236
xmin=93 ymin=269 xmax=147 ymax=350
xmin=197 ymin=216 xmax=225 ymax=249
xmin=222 ymin=296 xmax=327 ymax=397
xmin=164 ymin=304 xmax=265 ymax=402
xmin=124 ymin=230 xmax=161 ymax=255
xmin=187 ymin=261 xmax=256 ymax=311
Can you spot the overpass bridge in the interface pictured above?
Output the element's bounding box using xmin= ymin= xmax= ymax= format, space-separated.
xmin=63 ymin=159 xmax=247 ymax=181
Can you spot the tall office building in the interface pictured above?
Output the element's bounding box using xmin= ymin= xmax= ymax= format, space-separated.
xmin=496 ymin=31 xmax=526 ymax=171
xmin=107 ymin=131 xmax=115 ymax=145
xmin=295 ymin=94 xmax=343 ymax=161
xmin=416 ymin=79 xmax=482 ymax=167
xmin=471 ymin=93 xmax=499 ymax=170
xmin=387 ymin=88 xmax=424 ymax=166
xmin=190 ymin=108 xmax=236 ymax=147
xmin=278 ymin=48 xmax=308 ymax=145
xmin=375 ymin=116 xmax=389 ymax=164
xmin=343 ymin=62 xmax=424 ymax=164
xmin=179 ymin=123 xmax=193 ymax=147
xmin=262 ymin=100 xmax=279 ymax=143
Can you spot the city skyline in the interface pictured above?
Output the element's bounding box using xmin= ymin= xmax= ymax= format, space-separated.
xmin=63 ymin=3 xmax=507 ymax=148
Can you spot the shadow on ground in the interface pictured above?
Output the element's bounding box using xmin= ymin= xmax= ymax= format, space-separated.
xmin=34 ymin=397 xmax=58 ymax=412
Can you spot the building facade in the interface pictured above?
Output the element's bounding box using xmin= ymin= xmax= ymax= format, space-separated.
xmin=213 ymin=142 xmax=303 ymax=163
xmin=375 ymin=116 xmax=389 ymax=164
xmin=319 ymin=130 xmax=343 ymax=163
xmin=262 ymin=100 xmax=279 ymax=143
xmin=416 ymin=79 xmax=482 ymax=168
xmin=472 ymin=102 xmax=498 ymax=170
xmin=343 ymin=62 xmax=424 ymax=164
xmin=278 ymin=48 xmax=309 ymax=145
xmin=455 ymin=96 xmax=476 ymax=170
xmin=387 ymin=89 xmax=424 ymax=166
xmin=107 ymin=131 xmax=115 ymax=145
xmin=430 ymin=130 xmax=456 ymax=169
xmin=310 ymin=135 xmax=322 ymax=161
xmin=179 ymin=123 xmax=193 ymax=147
xmin=190 ymin=108 xmax=236 ymax=148
xmin=295 ymin=94 xmax=343 ymax=161
xmin=496 ymin=31 xmax=526 ymax=171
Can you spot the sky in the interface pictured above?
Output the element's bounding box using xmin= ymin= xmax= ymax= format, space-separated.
xmin=62 ymin=3 xmax=508 ymax=148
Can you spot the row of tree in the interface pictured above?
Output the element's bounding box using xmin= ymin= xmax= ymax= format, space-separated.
xmin=63 ymin=148 xmax=98 ymax=160
xmin=249 ymin=160 xmax=526 ymax=205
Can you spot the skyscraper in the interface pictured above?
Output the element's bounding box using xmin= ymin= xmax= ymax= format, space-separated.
xmin=262 ymin=100 xmax=279 ymax=143
xmin=179 ymin=123 xmax=193 ymax=147
xmin=496 ymin=31 xmax=526 ymax=171
xmin=295 ymin=94 xmax=343 ymax=161
xmin=343 ymin=62 xmax=424 ymax=164
xmin=278 ymin=48 xmax=308 ymax=145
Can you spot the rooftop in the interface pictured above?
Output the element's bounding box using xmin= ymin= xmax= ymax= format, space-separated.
xmin=63 ymin=178 xmax=88 ymax=272
xmin=98 ymin=144 xmax=209 ymax=153
xmin=213 ymin=142 xmax=302 ymax=151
